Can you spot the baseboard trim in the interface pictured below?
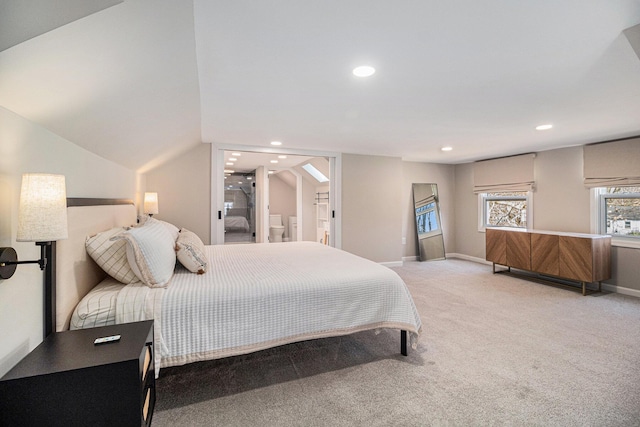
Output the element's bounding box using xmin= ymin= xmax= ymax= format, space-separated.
xmin=601 ymin=283 xmax=640 ymax=298
xmin=401 ymin=254 xmax=489 ymax=264
xmin=380 ymin=261 xmax=403 ymax=268
xmin=446 ymin=253 xmax=491 ymax=265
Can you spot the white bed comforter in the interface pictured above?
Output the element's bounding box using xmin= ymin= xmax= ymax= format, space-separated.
xmin=117 ymin=242 xmax=421 ymax=375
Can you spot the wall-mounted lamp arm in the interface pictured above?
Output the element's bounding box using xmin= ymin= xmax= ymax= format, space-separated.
xmin=2 ymin=259 xmax=43 ymax=267
xmin=0 ymin=244 xmax=50 ymax=279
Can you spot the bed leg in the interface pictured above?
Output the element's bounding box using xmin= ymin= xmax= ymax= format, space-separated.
xmin=401 ymin=330 xmax=408 ymax=356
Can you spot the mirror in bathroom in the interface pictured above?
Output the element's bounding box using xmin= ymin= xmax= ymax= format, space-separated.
xmin=412 ymin=183 xmax=445 ymax=261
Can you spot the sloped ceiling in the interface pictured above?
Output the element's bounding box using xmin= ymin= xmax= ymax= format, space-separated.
xmin=0 ymin=0 xmax=123 ymax=52
xmin=0 ymin=0 xmax=201 ymax=172
xmin=1 ymin=0 xmax=640 ymax=172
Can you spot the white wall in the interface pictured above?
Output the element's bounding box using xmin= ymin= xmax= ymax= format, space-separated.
xmin=342 ymin=154 xmax=403 ymax=263
xmin=143 ymin=142 xmax=211 ymax=244
xmin=453 ymin=162 xmax=486 ymax=259
xmin=0 ymin=107 xmax=136 ymax=376
xmin=533 ymin=147 xmax=591 ymax=232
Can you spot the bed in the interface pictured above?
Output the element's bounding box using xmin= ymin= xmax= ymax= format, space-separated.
xmin=56 ymin=199 xmax=422 ymax=376
xmin=224 ymin=215 xmax=250 ymax=232
xmin=224 ymin=207 xmax=250 ymax=232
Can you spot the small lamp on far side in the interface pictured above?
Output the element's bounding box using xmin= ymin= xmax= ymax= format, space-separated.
xmin=143 ymin=192 xmax=159 ymax=217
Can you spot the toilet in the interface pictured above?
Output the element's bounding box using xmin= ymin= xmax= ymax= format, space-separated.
xmin=269 ymin=214 xmax=285 ymax=243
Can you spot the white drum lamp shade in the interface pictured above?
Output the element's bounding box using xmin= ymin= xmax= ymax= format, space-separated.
xmin=16 ymin=174 xmax=68 ymax=242
xmin=144 ymin=192 xmax=159 ymax=215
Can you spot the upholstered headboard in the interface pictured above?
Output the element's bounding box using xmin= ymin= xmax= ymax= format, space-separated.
xmin=55 ymin=198 xmax=137 ymax=332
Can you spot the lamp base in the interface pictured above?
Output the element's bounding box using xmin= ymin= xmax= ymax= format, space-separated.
xmin=0 ymin=247 xmax=18 ymax=279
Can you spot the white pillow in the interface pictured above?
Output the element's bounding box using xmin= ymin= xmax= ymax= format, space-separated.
xmin=176 ymin=228 xmax=208 ymax=274
xmin=135 ymin=216 xmax=179 ymax=241
xmin=70 ymin=278 xmax=124 ymax=330
xmin=112 ymin=218 xmax=176 ymax=287
xmin=85 ymin=227 xmax=140 ymax=284
xmin=156 ymin=218 xmax=179 ymax=242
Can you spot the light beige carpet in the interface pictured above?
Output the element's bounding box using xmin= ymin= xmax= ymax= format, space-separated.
xmin=153 ymin=259 xmax=640 ymax=426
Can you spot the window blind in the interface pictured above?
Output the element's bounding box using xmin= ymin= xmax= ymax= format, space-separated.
xmin=583 ymin=138 xmax=640 ymax=187
xmin=473 ymin=153 xmax=535 ymax=193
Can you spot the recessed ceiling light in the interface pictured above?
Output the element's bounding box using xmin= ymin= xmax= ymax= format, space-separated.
xmin=268 ymin=170 xmax=274 ymax=174
xmin=229 ymin=157 xmax=237 ymax=161
xmin=224 ymin=177 xmax=227 ymax=180
xmin=226 ymin=162 xmax=234 ymax=166
xmin=441 ymin=146 xmax=453 ymax=152
xmin=224 ymin=169 xmax=234 ymax=174
xmin=238 ymin=181 xmax=243 ymax=184
xmin=247 ymin=177 xmax=252 ymax=180
xmin=270 ymin=141 xmax=282 ymax=146
xmin=536 ymin=124 xmax=553 ymax=130
xmin=353 ymin=65 xmax=376 ymax=77
xmin=270 ymin=160 xmax=278 ymax=164
xmin=278 ymin=155 xmax=287 ymax=159
xmin=231 ymin=152 xmax=241 ymax=156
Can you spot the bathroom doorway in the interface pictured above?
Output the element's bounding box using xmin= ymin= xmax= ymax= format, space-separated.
xmin=211 ymin=146 xmax=341 ymax=247
xmin=223 ymin=170 xmax=255 ymax=243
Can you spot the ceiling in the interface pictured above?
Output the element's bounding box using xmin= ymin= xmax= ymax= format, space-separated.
xmin=223 ymin=150 xmax=330 ymax=193
xmin=222 ymin=150 xmax=315 ymax=174
xmin=1 ymin=0 xmax=640 ymax=172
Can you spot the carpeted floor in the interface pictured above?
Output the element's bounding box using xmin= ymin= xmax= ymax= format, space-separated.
xmin=152 ymin=259 xmax=640 ymax=426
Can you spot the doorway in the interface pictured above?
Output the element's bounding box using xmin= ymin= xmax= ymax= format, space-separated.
xmin=223 ymin=170 xmax=255 ymax=243
xmin=210 ymin=145 xmax=341 ymax=247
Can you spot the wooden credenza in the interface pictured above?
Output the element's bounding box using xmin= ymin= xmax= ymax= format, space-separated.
xmin=486 ymin=228 xmax=611 ymax=295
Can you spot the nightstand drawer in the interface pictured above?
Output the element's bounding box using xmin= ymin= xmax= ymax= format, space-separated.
xmin=142 ymin=343 xmax=152 ymax=382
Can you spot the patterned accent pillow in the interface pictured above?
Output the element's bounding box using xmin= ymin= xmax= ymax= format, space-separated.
xmin=86 ymin=227 xmax=140 ymax=284
xmin=112 ymin=218 xmax=176 ymax=287
xmin=70 ymin=278 xmax=124 ymax=330
xmin=176 ymin=228 xmax=208 ymax=274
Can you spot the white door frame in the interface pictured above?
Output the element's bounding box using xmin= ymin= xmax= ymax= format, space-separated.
xmin=210 ymin=143 xmax=341 ymax=247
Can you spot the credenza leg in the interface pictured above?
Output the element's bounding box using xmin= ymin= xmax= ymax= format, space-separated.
xmin=492 ymin=263 xmax=495 ymax=274
xmin=582 ymin=281 xmax=586 ymax=296
xmin=598 ymin=281 xmax=602 ymax=292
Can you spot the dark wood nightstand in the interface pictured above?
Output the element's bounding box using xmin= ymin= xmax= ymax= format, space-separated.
xmin=0 ymin=320 xmax=154 ymax=427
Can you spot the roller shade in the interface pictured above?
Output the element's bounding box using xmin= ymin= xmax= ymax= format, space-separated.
xmin=583 ymin=138 xmax=640 ymax=187
xmin=473 ymin=153 xmax=535 ymax=193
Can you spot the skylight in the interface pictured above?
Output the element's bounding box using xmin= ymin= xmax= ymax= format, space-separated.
xmin=302 ymin=163 xmax=329 ymax=182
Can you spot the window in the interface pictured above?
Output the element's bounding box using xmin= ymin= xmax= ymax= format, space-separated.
xmin=598 ymin=187 xmax=640 ymax=238
xmin=415 ymin=201 xmax=439 ymax=235
xmin=479 ymin=192 xmax=530 ymax=230
xmin=302 ymin=163 xmax=329 ymax=182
